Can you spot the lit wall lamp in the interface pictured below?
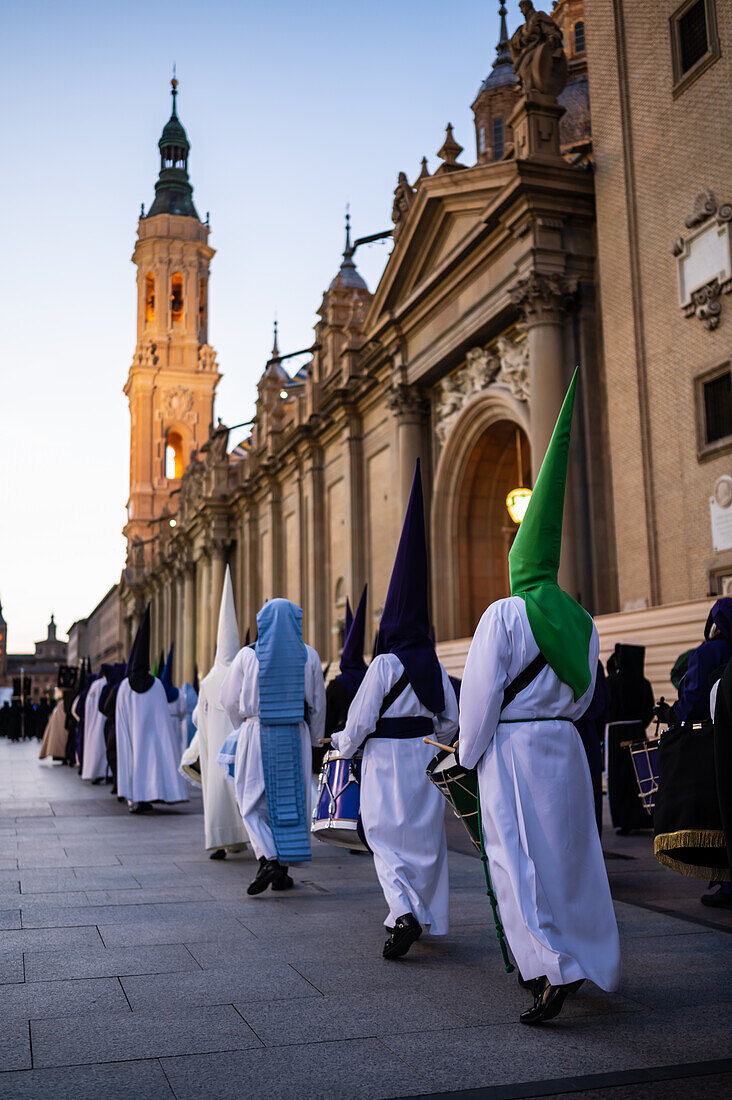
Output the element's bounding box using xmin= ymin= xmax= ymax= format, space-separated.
xmin=506 ymin=427 xmax=532 ymax=524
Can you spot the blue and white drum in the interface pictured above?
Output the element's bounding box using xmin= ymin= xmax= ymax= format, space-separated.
xmin=312 ymin=748 xmax=369 ymax=852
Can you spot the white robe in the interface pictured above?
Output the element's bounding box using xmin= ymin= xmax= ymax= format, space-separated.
xmin=189 ymin=664 xmax=249 ymax=853
xmin=332 ymin=654 xmax=458 ymax=934
xmin=220 ymin=645 xmax=326 ymax=862
xmin=167 ymin=692 xmax=188 ymax=755
xmin=116 ymin=678 xmax=189 ymax=804
xmin=38 ymin=700 xmax=67 ymax=759
xmin=81 ymin=677 xmax=108 ymax=781
xmin=459 ymin=596 xmax=621 ymax=991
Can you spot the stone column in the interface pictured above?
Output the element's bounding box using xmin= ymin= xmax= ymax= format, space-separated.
xmin=196 ymin=553 xmax=211 ymax=674
xmin=303 ymin=445 xmax=327 ymax=654
xmin=510 ymin=271 xmax=578 ymax=596
xmin=182 ymin=564 xmax=196 ymax=683
xmin=344 ymin=406 xmax=366 ymax=598
xmin=388 ymin=384 xmax=429 ymax=517
xmin=209 ymin=542 xmax=227 ymax=664
xmin=175 ymin=571 xmax=185 ymax=682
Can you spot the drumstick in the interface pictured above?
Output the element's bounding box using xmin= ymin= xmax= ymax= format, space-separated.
xmin=423 ymin=736 xmax=458 ymax=754
xmin=318 ymin=738 xmax=332 ymax=745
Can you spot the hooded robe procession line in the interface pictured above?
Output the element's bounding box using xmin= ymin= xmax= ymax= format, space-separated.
xmin=81 ymin=671 xmax=109 ymax=781
xmin=332 ymin=461 xmax=459 ymax=935
xmin=459 ymin=371 xmax=621 ymax=992
xmin=219 ymin=599 xmax=326 ymax=864
xmin=182 ymin=565 xmax=249 ymax=854
xmin=115 ymin=606 xmax=189 ymax=806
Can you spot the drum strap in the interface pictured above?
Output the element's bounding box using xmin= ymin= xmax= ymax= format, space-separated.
xmin=363 ymin=671 xmax=416 ymax=742
xmin=500 ymin=653 xmax=547 ymax=712
xmin=378 ymin=671 xmax=410 ymax=720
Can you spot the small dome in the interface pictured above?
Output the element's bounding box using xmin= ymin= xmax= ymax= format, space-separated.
xmin=329 ymin=213 xmax=368 ymax=292
xmin=159 ymin=112 xmax=189 ymax=152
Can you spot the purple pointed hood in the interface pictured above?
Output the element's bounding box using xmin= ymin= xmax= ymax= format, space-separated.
xmin=376 ymin=460 xmax=445 ymax=714
xmin=161 ymin=643 xmax=179 ymax=703
xmin=705 ymin=598 xmax=732 ymax=641
xmin=344 ymin=598 xmax=353 ymax=641
xmin=337 ymin=585 xmax=368 ymax=694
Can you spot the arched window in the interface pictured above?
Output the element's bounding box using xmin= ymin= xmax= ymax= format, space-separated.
xmin=574 ymin=20 xmax=585 ymax=53
xmin=145 ymin=274 xmax=155 ymax=323
xmin=478 ymin=125 xmax=486 ymax=154
xmin=171 ymin=273 xmax=184 ymax=324
xmin=198 ymin=277 xmax=207 ymax=331
xmin=492 ymin=117 xmax=505 ymax=161
xmin=165 ymin=430 xmax=183 ymax=480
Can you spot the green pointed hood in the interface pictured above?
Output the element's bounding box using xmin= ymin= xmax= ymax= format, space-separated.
xmin=508 ymin=370 xmax=593 ymax=701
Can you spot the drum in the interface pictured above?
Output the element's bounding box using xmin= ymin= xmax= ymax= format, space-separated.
xmin=311 ymin=749 xmax=369 ymax=852
xmin=654 ymin=723 xmax=729 ymax=882
xmin=426 ymin=747 xmax=481 ymax=852
xmin=627 ymin=736 xmax=660 ymax=812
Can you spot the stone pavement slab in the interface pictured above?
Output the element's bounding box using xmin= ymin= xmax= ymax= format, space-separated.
xmin=30 ymin=1004 xmax=261 ymax=1067
xmin=0 ymin=1020 xmax=32 ymax=1072
xmin=161 ymin=1037 xmax=430 ymax=1099
xmin=23 ymin=942 xmax=199 ymax=981
xmin=0 ymin=950 xmax=24 ymax=984
xmin=0 ymin=975 xmax=130 ymax=1021
xmin=119 ymin=960 xmax=321 ymax=1011
xmin=0 ymin=1059 xmax=174 ymax=1099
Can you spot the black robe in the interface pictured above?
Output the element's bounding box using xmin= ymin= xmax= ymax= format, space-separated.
xmin=314 ymin=677 xmax=358 ymax=774
xmin=713 ymin=657 xmax=732 ymax=879
xmin=606 ymin=644 xmax=655 ymax=832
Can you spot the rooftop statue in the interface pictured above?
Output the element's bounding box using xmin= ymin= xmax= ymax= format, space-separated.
xmin=510 ymin=0 xmax=568 ymax=101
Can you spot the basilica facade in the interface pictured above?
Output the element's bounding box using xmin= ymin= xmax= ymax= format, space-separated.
xmin=110 ymin=1 xmax=731 ymax=696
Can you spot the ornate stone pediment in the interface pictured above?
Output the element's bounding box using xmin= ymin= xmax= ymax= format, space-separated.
xmin=435 ymin=334 xmax=529 ymax=445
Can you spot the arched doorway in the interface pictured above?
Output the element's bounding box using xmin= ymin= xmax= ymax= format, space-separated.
xmin=432 ymin=391 xmax=531 ymax=641
xmin=456 ymin=420 xmax=530 ymax=637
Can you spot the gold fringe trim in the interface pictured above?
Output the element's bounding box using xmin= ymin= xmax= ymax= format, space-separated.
xmin=654 ymin=830 xmax=730 ymax=882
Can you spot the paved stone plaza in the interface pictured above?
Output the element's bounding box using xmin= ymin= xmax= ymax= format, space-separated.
xmin=0 ymin=740 xmax=730 ymax=1099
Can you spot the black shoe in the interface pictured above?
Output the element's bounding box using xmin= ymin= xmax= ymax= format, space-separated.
xmin=383 ymin=913 xmax=422 ymax=960
xmin=701 ymin=886 xmax=732 ymax=908
xmin=271 ymin=871 xmax=294 ymax=891
xmin=520 ymin=977 xmax=585 ymax=1025
xmin=127 ymin=801 xmax=153 ymax=815
xmin=209 ymin=849 xmax=227 ymax=860
xmin=247 ymin=858 xmax=287 ymax=895
xmin=517 ymin=971 xmax=545 ymax=996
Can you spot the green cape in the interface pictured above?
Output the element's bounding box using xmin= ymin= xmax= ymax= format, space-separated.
xmin=508 ymin=370 xmax=593 ymax=701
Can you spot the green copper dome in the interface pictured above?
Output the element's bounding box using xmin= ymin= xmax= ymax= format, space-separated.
xmin=146 ymin=78 xmax=199 ymax=220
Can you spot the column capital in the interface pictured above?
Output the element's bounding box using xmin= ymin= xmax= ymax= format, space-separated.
xmin=387 ymin=383 xmax=429 ymax=422
xmin=509 ymin=272 xmax=577 ymax=327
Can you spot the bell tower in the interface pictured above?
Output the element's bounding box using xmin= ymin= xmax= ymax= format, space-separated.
xmin=123 ymin=78 xmax=220 ymax=560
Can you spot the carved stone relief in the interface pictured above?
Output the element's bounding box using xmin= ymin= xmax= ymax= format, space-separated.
xmin=673 ymin=191 xmax=732 ymax=330
xmin=163 ymin=386 xmax=195 ymax=422
xmin=434 ymin=333 xmax=529 ymax=445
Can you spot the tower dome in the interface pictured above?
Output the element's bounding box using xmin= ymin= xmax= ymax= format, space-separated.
xmin=329 ymin=212 xmax=368 ymax=292
xmin=147 ymin=78 xmax=199 ymax=219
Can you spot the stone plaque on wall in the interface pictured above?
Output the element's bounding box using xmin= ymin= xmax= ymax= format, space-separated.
xmin=710 ymin=475 xmax=732 ymax=552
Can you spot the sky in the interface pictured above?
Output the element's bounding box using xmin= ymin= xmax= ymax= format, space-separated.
xmin=0 ymin=0 xmax=505 ymax=651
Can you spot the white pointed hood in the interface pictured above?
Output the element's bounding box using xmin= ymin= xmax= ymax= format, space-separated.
xmin=215 ymin=566 xmax=240 ymax=667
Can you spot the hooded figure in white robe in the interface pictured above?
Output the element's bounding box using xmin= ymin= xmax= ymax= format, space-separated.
xmin=183 ymin=566 xmax=248 ymax=858
xmin=219 ymin=599 xmax=326 ymax=893
xmin=332 ymin=460 xmax=458 ymax=959
xmin=161 ymin=644 xmax=188 ymax=754
xmin=116 ymin=606 xmax=189 ymax=811
xmin=38 ymin=694 xmax=67 ymax=760
xmin=81 ymin=671 xmax=109 ymax=781
xmin=459 ymin=372 xmax=621 ymax=1025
